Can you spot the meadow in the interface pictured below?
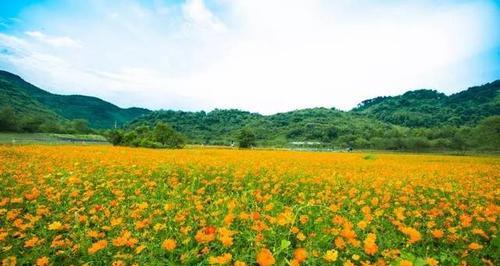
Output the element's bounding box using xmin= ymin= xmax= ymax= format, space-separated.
xmin=0 ymin=145 xmax=498 ymax=266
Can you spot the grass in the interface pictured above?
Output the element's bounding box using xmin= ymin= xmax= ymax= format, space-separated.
xmin=0 ymin=132 xmax=108 ymax=144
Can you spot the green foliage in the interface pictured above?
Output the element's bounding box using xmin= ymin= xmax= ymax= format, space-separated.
xmin=237 ymin=129 xmax=256 ymax=148
xmin=106 ymin=122 xmax=185 ymax=149
xmin=129 ymin=106 xmax=500 ymax=151
xmin=355 ymin=81 xmax=499 ymax=127
xmin=153 ymin=122 xmax=185 ymax=148
xmin=0 ymin=104 xmax=94 ymax=134
xmin=2 ymin=69 xmax=499 ymax=151
xmin=474 ymin=115 xmax=500 ymax=151
xmin=0 ymin=106 xmax=18 ymax=131
xmin=0 ymin=70 xmax=150 ymax=129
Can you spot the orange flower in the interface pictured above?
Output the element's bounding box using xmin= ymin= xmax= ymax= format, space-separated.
xmin=363 ymin=233 xmax=378 ymax=255
xmin=400 ymin=260 xmax=413 ymax=266
xmin=162 ymin=239 xmax=177 ymax=251
xmin=113 ymin=230 xmax=138 ymax=247
xmin=208 ymin=253 xmax=232 ymax=265
xmin=0 ymin=232 xmax=8 ymax=242
xmin=468 ymin=242 xmax=483 ymax=250
xmin=218 ymin=227 xmax=236 ymax=247
xmin=36 ymin=257 xmax=49 ymax=266
xmin=256 ymin=248 xmax=275 ymax=266
xmin=335 ymin=237 xmax=346 ymax=249
xmin=431 ymin=229 xmax=444 ymax=239
xmin=88 ymin=240 xmax=108 ymax=254
xmin=24 ymin=236 xmax=40 ymax=248
xmin=459 ymin=214 xmax=472 ymax=228
xmin=293 ymin=248 xmax=308 ymax=262
xmin=400 ymin=227 xmax=421 ymax=244
xmin=426 ymin=257 xmax=439 ymax=266
xmin=24 ymin=187 xmax=40 ymax=201
xmin=2 ymin=256 xmax=16 ymax=266
xmin=195 ymin=226 xmax=217 ymax=244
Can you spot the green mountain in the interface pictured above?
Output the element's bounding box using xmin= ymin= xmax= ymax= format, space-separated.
xmin=0 ymin=70 xmax=151 ymax=128
xmin=127 ymin=81 xmax=499 ymax=150
xmin=1 ymin=69 xmax=498 ymax=150
xmin=353 ymin=81 xmax=500 ymax=127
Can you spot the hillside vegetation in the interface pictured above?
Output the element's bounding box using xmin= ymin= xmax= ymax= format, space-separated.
xmin=353 ymin=81 xmax=499 ymax=127
xmin=0 ymin=70 xmax=150 ymax=129
xmin=0 ymin=69 xmax=498 ymax=151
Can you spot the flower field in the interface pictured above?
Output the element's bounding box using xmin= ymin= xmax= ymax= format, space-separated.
xmin=0 ymin=146 xmax=498 ymax=266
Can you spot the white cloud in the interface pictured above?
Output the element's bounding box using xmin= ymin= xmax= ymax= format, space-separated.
xmin=0 ymin=0 xmax=498 ymax=113
xmin=183 ymin=0 xmax=227 ymax=31
xmin=25 ymin=31 xmax=81 ymax=48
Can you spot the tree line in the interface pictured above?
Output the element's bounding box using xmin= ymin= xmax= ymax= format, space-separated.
xmin=2 ymin=105 xmax=499 ymax=152
xmin=0 ymin=106 xmax=92 ymax=134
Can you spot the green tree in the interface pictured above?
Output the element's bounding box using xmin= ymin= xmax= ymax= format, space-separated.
xmin=106 ymin=130 xmax=124 ymax=146
xmin=0 ymin=106 xmax=19 ymax=132
xmin=238 ymin=129 xmax=256 ymax=148
xmin=71 ymin=119 xmax=91 ymax=133
xmin=19 ymin=116 xmax=44 ymax=132
xmin=153 ymin=122 xmax=185 ymax=148
xmin=474 ymin=116 xmax=500 ymax=150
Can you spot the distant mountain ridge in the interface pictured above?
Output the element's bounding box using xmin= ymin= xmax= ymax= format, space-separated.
xmin=354 ymin=81 xmax=499 ymax=127
xmin=0 ymin=69 xmax=498 ymax=135
xmin=0 ymin=70 xmax=151 ymax=128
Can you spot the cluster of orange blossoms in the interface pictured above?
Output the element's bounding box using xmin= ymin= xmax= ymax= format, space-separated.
xmin=0 ymin=145 xmax=498 ymax=265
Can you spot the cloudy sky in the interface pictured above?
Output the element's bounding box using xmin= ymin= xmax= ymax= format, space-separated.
xmin=0 ymin=0 xmax=499 ymax=113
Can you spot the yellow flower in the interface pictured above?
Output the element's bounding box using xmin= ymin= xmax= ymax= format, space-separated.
xmin=110 ymin=217 xmax=123 ymax=227
xmin=324 ymin=249 xmax=338 ymax=262
xmin=426 ymin=257 xmax=439 ymax=266
xmin=48 ymin=221 xmax=63 ymax=231
xmin=112 ymin=260 xmax=126 ymax=266
xmin=343 ymin=260 xmax=354 ymax=266
xmin=135 ymin=245 xmax=146 ymax=254
xmin=296 ymin=232 xmax=306 ymax=241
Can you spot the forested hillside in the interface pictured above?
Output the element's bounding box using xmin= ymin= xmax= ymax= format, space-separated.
xmin=1 ymin=70 xmax=498 ymax=150
xmin=128 ymin=82 xmax=499 ymax=150
xmin=354 ymin=81 xmax=499 ymax=127
xmin=0 ymin=70 xmax=150 ymax=129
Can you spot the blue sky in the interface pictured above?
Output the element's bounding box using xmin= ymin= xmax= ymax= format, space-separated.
xmin=0 ymin=0 xmax=499 ymax=113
